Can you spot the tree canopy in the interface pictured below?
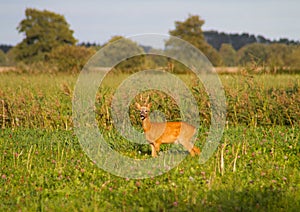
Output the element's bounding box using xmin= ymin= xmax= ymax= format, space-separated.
xmin=168 ymin=15 xmax=221 ymax=66
xmin=14 ymin=8 xmax=77 ymax=63
xmin=0 ymin=49 xmax=8 ymax=66
xmin=219 ymin=44 xmax=237 ymax=67
xmin=100 ymin=36 xmax=145 ymax=72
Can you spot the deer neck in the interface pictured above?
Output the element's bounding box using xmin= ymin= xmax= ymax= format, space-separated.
xmin=142 ymin=117 xmax=151 ymax=132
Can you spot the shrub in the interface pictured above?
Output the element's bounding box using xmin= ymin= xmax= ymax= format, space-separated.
xmin=48 ymin=45 xmax=96 ymax=73
xmin=0 ymin=49 xmax=8 ymax=66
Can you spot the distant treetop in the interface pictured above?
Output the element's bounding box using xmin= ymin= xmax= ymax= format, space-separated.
xmin=14 ymin=8 xmax=77 ymax=63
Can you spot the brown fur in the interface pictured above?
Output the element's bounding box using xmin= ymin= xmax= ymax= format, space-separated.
xmin=135 ymin=102 xmax=200 ymax=157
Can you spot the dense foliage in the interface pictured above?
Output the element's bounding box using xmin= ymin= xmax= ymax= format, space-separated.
xmin=48 ymin=45 xmax=96 ymax=73
xmin=14 ymin=8 xmax=77 ymax=63
xmin=204 ymin=30 xmax=299 ymax=50
xmin=0 ymin=50 xmax=9 ymax=66
xmin=168 ymin=15 xmax=222 ymax=66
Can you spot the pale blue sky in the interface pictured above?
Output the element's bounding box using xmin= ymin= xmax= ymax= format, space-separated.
xmin=1 ymin=0 xmax=299 ymax=45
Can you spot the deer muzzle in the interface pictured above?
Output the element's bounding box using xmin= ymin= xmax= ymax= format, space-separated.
xmin=140 ymin=112 xmax=146 ymax=120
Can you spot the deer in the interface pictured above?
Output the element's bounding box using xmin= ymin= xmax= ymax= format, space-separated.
xmin=135 ymin=96 xmax=200 ymax=157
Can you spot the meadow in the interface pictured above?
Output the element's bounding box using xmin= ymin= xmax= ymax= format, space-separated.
xmin=0 ymin=71 xmax=299 ymax=211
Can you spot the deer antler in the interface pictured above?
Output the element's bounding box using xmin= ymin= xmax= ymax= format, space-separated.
xmin=138 ymin=94 xmax=150 ymax=105
xmin=145 ymin=95 xmax=150 ymax=104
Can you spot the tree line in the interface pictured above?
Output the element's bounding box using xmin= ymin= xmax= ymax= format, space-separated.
xmin=0 ymin=8 xmax=299 ymax=73
xmin=204 ymin=31 xmax=299 ymax=51
xmin=2 ymin=30 xmax=298 ymax=54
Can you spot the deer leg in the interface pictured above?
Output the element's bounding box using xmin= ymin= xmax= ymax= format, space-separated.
xmin=191 ymin=137 xmax=200 ymax=155
xmin=192 ymin=146 xmax=201 ymax=155
xmin=155 ymin=143 xmax=161 ymax=153
xmin=150 ymin=143 xmax=157 ymax=157
xmin=180 ymin=139 xmax=198 ymax=156
xmin=180 ymin=139 xmax=193 ymax=155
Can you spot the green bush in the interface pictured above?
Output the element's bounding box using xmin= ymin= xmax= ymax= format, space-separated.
xmin=0 ymin=49 xmax=8 ymax=66
xmin=101 ymin=36 xmax=146 ymax=73
xmin=48 ymin=45 xmax=96 ymax=73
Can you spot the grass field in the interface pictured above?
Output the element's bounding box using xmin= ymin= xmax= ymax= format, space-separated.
xmin=0 ymin=71 xmax=299 ymax=211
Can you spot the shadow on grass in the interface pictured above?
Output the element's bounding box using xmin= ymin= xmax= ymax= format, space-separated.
xmin=195 ymin=188 xmax=299 ymax=211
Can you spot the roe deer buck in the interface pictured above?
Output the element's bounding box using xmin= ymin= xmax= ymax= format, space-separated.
xmin=135 ymin=97 xmax=200 ymax=157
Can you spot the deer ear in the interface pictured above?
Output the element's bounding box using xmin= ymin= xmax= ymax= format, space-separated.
xmin=135 ymin=103 xmax=141 ymax=110
xmin=147 ymin=103 xmax=152 ymax=108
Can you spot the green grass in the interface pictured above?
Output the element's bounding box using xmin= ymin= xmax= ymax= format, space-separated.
xmin=0 ymin=127 xmax=299 ymax=211
xmin=0 ymin=72 xmax=299 ymax=211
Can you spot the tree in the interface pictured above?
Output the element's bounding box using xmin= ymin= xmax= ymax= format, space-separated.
xmin=0 ymin=50 xmax=8 ymax=66
xmin=48 ymin=45 xmax=96 ymax=73
xmin=219 ymin=44 xmax=237 ymax=67
xmin=15 ymin=8 xmax=77 ymax=63
xmin=267 ymin=44 xmax=290 ymax=71
xmin=285 ymin=46 xmax=300 ymax=70
xmin=5 ymin=48 xmax=17 ymax=66
xmin=96 ymin=36 xmax=145 ymax=72
xmin=237 ymin=43 xmax=269 ymax=66
xmin=0 ymin=44 xmax=13 ymax=53
xmin=169 ymin=15 xmax=222 ymax=66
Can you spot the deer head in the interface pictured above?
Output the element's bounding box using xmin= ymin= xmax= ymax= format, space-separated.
xmin=135 ymin=96 xmax=151 ymax=120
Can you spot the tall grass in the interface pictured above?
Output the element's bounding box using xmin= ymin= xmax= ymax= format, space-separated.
xmin=0 ymin=73 xmax=75 ymax=130
xmin=0 ymin=72 xmax=299 ymax=130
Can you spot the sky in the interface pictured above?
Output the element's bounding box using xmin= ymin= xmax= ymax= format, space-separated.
xmin=1 ymin=0 xmax=300 ymax=45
